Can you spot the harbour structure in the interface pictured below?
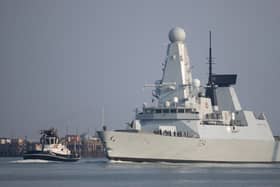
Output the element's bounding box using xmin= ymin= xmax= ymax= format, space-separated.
xmin=0 ymin=137 xmax=24 ymax=157
xmin=80 ymin=134 xmax=105 ymax=157
xmin=98 ymin=27 xmax=280 ymax=163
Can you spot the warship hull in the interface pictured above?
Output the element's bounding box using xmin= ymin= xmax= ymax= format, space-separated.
xmin=99 ymin=131 xmax=280 ymax=163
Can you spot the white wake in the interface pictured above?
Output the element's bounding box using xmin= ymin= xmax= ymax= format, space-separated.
xmin=10 ymin=159 xmax=55 ymax=163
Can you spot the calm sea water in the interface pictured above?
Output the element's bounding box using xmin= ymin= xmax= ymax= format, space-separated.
xmin=1 ymin=157 xmax=280 ymax=187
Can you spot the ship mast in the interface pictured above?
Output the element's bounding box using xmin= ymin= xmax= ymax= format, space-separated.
xmin=206 ymin=31 xmax=218 ymax=108
xmin=208 ymin=31 xmax=213 ymax=85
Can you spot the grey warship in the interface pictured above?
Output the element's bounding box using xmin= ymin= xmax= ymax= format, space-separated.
xmin=98 ymin=27 xmax=280 ymax=163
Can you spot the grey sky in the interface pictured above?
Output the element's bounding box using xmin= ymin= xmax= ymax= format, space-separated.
xmin=0 ymin=0 xmax=280 ymax=139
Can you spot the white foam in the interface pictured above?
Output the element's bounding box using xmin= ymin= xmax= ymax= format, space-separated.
xmin=10 ymin=159 xmax=55 ymax=163
xmin=109 ymin=160 xmax=135 ymax=164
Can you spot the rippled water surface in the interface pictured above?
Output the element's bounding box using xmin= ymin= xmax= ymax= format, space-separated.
xmin=1 ymin=157 xmax=280 ymax=187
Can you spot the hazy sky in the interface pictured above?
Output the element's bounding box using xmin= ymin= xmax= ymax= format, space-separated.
xmin=1 ymin=0 xmax=280 ymax=139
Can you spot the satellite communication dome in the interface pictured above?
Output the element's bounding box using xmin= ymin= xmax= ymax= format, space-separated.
xmin=169 ymin=27 xmax=186 ymax=42
xmin=165 ymin=101 xmax=170 ymax=108
xmin=193 ymin=79 xmax=201 ymax=88
xmin=173 ymin=97 xmax=179 ymax=103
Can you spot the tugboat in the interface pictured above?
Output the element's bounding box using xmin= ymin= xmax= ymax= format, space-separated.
xmin=23 ymin=128 xmax=80 ymax=162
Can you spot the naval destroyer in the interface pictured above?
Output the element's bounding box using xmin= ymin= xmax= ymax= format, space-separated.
xmin=98 ymin=27 xmax=280 ymax=163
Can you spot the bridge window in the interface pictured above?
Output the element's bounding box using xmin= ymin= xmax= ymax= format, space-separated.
xmin=155 ymin=109 xmax=162 ymax=113
xmin=144 ymin=109 xmax=153 ymax=114
xmin=178 ymin=109 xmax=184 ymax=113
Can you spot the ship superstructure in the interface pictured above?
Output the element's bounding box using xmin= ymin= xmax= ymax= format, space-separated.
xmin=98 ymin=27 xmax=280 ymax=163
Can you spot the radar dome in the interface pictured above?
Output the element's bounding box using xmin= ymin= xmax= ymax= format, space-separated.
xmin=193 ymin=79 xmax=201 ymax=88
xmin=169 ymin=27 xmax=186 ymax=42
